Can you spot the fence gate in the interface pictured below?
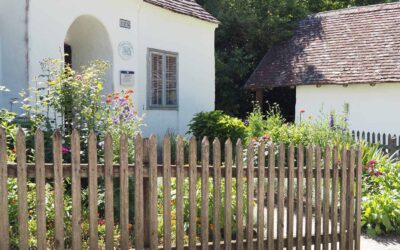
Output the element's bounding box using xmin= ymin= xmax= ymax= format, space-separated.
xmin=0 ymin=128 xmax=362 ymax=249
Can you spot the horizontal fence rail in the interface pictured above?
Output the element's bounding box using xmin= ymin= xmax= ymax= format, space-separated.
xmin=0 ymin=128 xmax=362 ymax=250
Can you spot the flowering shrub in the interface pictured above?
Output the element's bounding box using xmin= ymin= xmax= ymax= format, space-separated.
xmin=103 ymin=90 xmax=143 ymax=163
xmin=360 ymin=143 xmax=400 ymax=236
xmin=1 ymin=59 xmax=143 ymax=247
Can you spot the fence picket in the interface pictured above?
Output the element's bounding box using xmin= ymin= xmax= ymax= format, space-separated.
xmin=71 ymin=129 xmax=81 ymax=250
xmin=163 ymin=136 xmax=172 ymax=250
xmin=119 ymin=134 xmax=129 ymax=249
xmin=331 ymin=147 xmax=339 ymax=250
xmin=277 ymin=144 xmax=285 ymax=250
xmin=224 ymin=139 xmax=233 ymax=250
xmin=267 ymin=143 xmax=275 ymax=250
xmin=305 ymin=145 xmax=313 ymax=250
xmin=134 ymin=134 xmax=144 ymax=250
xmin=257 ymin=142 xmax=265 ymax=250
xmin=201 ymin=137 xmax=210 ymax=250
xmin=296 ymin=145 xmax=304 ymax=250
xmin=188 ymin=137 xmax=197 ymax=250
xmin=53 ymin=131 xmax=64 ymax=250
xmin=148 ymin=135 xmax=158 ymax=249
xmin=323 ymin=146 xmax=331 ymax=250
xmin=246 ymin=142 xmax=255 ymax=250
xmin=340 ymin=148 xmax=348 ymax=250
xmin=16 ymin=128 xmax=28 ymax=250
xmin=88 ymin=131 xmax=99 ymax=249
xmin=213 ymin=138 xmax=222 ymax=250
xmin=176 ymin=136 xmax=185 ymax=250
xmin=287 ymin=144 xmax=295 ymax=249
xmin=0 ymin=128 xmax=9 ymax=249
xmin=35 ymin=129 xmax=46 ymax=250
xmin=104 ymin=134 xmax=114 ymax=250
xmin=355 ymin=147 xmax=362 ymax=250
xmin=236 ymin=140 xmax=244 ymax=250
xmin=315 ymin=146 xmax=322 ymax=250
xmin=347 ymin=149 xmax=355 ymax=250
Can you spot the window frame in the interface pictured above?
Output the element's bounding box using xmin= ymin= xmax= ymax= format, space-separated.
xmin=147 ymin=48 xmax=179 ymax=110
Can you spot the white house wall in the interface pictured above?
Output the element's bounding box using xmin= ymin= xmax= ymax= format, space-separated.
xmin=0 ymin=0 xmax=27 ymax=109
xmin=296 ymin=83 xmax=400 ymax=135
xmin=5 ymin=0 xmax=217 ymax=137
xmin=138 ymin=3 xmax=217 ymax=136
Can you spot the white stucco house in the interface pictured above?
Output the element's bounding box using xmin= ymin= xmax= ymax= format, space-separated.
xmin=246 ymin=2 xmax=400 ymax=135
xmin=0 ymin=0 xmax=219 ymax=136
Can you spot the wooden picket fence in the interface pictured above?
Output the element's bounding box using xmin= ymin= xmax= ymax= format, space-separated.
xmin=0 ymin=128 xmax=362 ymax=250
xmin=351 ymin=130 xmax=399 ymax=156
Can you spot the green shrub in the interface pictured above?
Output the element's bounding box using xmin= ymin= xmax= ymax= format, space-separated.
xmin=187 ymin=110 xmax=246 ymax=143
xmin=246 ymin=104 xmax=266 ymax=140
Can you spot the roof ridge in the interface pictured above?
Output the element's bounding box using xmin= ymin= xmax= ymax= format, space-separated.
xmin=308 ymin=1 xmax=400 ymax=18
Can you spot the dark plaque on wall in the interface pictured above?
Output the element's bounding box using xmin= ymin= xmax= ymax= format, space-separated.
xmin=119 ymin=19 xmax=131 ymax=29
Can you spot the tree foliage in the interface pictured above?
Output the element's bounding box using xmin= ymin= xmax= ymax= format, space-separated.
xmin=198 ymin=0 xmax=396 ymax=117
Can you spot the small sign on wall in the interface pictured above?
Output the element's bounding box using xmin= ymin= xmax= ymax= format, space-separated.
xmin=119 ymin=19 xmax=131 ymax=29
xmin=120 ymin=71 xmax=135 ymax=86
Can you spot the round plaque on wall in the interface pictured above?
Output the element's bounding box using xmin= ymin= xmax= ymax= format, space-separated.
xmin=118 ymin=41 xmax=134 ymax=60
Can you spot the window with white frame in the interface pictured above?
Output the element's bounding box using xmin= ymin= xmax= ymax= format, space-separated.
xmin=148 ymin=49 xmax=178 ymax=109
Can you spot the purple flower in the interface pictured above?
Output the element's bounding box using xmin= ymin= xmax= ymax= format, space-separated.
xmin=329 ymin=115 xmax=334 ymax=128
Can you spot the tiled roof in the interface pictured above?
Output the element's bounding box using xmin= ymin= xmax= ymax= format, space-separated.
xmin=245 ymin=2 xmax=400 ymax=89
xmin=144 ymin=0 xmax=220 ymax=24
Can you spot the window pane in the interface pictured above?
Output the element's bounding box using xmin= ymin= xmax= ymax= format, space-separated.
xmin=166 ymin=55 xmax=177 ymax=105
xmin=151 ymin=53 xmax=163 ymax=105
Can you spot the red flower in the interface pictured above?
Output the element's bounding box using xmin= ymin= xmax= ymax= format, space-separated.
xmin=98 ymin=219 xmax=105 ymax=225
xmin=300 ymin=109 xmax=305 ymax=113
xmin=126 ymin=89 xmax=134 ymax=94
xmin=262 ymin=135 xmax=271 ymax=141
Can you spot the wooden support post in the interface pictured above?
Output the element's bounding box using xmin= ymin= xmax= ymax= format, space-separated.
xmin=255 ymin=89 xmax=264 ymax=107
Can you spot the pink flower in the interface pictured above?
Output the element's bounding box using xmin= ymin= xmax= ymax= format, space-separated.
xmin=300 ymin=109 xmax=305 ymax=113
xmin=368 ymin=160 xmax=377 ymax=166
xmin=98 ymin=219 xmax=105 ymax=225
xmin=62 ymin=146 xmax=70 ymax=154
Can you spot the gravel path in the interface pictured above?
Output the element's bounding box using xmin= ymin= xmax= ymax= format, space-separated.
xmin=361 ymin=234 xmax=400 ymax=250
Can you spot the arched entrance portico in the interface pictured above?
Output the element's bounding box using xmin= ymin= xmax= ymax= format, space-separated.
xmin=64 ymin=15 xmax=113 ymax=93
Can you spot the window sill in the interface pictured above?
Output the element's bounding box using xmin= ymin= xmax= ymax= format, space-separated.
xmin=147 ymin=106 xmax=179 ymax=111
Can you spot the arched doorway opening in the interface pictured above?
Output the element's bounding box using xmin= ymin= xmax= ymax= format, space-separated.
xmin=64 ymin=15 xmax=113 ymax=93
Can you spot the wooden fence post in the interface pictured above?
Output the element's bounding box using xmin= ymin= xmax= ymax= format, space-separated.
xmin=0 ymin=128 xmax=9 ymax=249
